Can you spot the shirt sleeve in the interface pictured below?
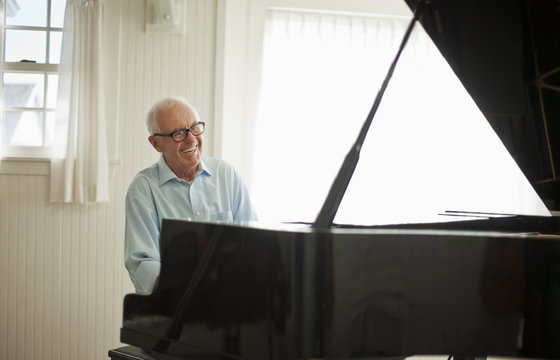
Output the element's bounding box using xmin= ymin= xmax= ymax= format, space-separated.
xmin=124 ymin=176 xmax=162 ymax=294
xmin=229 ymin=165 xmax=259 ymax=222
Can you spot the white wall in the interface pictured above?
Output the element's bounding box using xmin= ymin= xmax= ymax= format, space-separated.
xmin=0 ymin=1 xmax=219 ymax=359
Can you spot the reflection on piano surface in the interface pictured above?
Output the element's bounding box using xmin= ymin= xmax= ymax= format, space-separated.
xmin=115 ymin=0 xmax=560 ymax=359
xmin=119 ymin=219 xmax=560 ymax=359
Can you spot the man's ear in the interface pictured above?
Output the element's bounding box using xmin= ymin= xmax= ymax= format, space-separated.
xmin=148 ymin=136 xmax=163 ymax=152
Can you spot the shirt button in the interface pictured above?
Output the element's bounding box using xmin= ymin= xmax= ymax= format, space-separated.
xmin=196 ymin=211 xmax=200 ymax=216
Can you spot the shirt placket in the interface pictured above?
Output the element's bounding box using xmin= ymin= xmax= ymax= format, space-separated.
xmin=189 ymin=179 xmax=203 ymax=220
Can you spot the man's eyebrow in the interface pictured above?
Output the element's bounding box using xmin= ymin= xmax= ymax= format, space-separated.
xmin=163 ymin=123 xmax=198 ymax=133
xmin=154 ymin=127 xmax=181 ymax=134
xmin=169 ymin=127 xmax=189 ymax=132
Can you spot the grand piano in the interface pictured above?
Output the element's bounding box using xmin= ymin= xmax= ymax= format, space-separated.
xmin=112 ymin=0 xmax=560 ymax=359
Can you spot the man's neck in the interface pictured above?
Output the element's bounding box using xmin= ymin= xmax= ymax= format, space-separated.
xmin=178 ymin=164 xmax=201 ymax=182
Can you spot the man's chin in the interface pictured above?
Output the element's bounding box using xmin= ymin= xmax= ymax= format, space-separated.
xmin=180 ymin=154 xmax=200 ymax=167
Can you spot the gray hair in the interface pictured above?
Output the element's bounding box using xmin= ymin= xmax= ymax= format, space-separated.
xmin=146 ymin=97 xmax=201 ymax=135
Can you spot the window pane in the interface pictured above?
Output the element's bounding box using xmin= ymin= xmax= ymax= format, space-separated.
xmin=5 ymin=29 xmax=47 ymax=63
xmin=47 ymin=74 xmax=59 ymax=108
xmin=49 ymin=31 xmax=63 ymax=64
xmin=51 ymin=0 xmax=68 ymax=28
xmin=3 ymin=73 xmax=45 ymax=108
xmin=5 ymin=0 xmax=47 ymax=27
xmin=2 ymin=111 xmax=44 ymax=146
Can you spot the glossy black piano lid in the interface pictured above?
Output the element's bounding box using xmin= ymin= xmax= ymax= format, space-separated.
xmin=404 ymin=0 xmax=560 ymax=209
xmin=121 ymin=219 xmax=560 ymax=360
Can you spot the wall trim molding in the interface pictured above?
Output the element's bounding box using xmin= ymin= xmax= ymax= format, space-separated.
xmin=0 ymin=158 xmax=121 ymax=177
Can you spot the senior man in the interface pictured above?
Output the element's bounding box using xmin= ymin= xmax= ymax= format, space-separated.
xmin=125 ymin=97 xmax=257 ymax=294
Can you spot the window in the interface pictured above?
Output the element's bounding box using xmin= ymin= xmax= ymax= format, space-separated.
xmin=250 ymin=8 xmax=549 ymax=225
xmin=1 ymin=0 xmax=67 ymax=158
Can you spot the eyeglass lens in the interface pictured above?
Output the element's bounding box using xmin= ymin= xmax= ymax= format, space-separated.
xmin=172 ymin=123 xmax=204 ymax=141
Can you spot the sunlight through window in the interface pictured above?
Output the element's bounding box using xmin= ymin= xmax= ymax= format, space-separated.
xmin=251 ymin=9 xmax=549 ymax=225
xmin=1 ymin=0 xmax=66 ymax=157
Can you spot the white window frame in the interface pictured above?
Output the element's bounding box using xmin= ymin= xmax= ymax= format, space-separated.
xmin=0 ymin=0 xmax=122 ymax=176
xmin=1 ymin=0 xmax=64 ymax=159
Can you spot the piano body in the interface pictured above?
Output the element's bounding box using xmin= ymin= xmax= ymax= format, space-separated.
xmin=118 ymin=218 xmax=560 ymax=360
xmin=115 ymin=0 xmax=560 ymax=359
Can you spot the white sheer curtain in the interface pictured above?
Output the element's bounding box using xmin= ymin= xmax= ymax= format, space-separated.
xmin=251 ymin=9 xmax=549 ymax=225
xmin=50 ymin=0 xmax=108 ymax=203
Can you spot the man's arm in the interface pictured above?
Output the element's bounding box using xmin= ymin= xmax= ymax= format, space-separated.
xmin=229 ymin=166 xmax=258 ymax=222
xmin=124 ymin=179 xmax=162 ymax=294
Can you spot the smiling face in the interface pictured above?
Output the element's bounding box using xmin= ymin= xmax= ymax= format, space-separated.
xmin=148 ymin=102 xmax=203 ymax=181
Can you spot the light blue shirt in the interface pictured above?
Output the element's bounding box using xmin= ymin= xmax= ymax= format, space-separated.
xmin=124 ymin=155 xmax=258 ymax=294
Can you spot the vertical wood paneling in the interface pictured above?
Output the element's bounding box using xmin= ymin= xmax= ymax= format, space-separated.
xmin=31 ymin=176 xmax=42 ymax=360
xmin=0 ymin=1 xmax=219 ymax=360
xmin=0 ymin=175 xmax=8 ymax=360
xmin=8 ymin=175 xmax=17 ymax=360
xmin=26 ymin=176 xmax=36 ymax=360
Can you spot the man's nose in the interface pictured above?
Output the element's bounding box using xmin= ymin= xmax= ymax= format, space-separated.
xmin=184 ymin=130 xmax=196 ymax=142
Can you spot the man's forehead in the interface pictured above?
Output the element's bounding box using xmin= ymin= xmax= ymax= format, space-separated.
xmin=157 ymin=103 xmax=196 ymax=129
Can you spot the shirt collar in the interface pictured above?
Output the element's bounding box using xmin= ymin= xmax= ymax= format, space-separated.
xmin=157 ymin=155 xmax=211 ymax=185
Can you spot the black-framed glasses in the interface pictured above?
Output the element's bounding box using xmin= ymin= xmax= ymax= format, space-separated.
xmin=152 ymin=122 xmax=205 ymax=142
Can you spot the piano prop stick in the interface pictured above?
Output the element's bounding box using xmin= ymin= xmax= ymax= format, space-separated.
xmin=313 ymin=0 xmax=429 ymax=228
